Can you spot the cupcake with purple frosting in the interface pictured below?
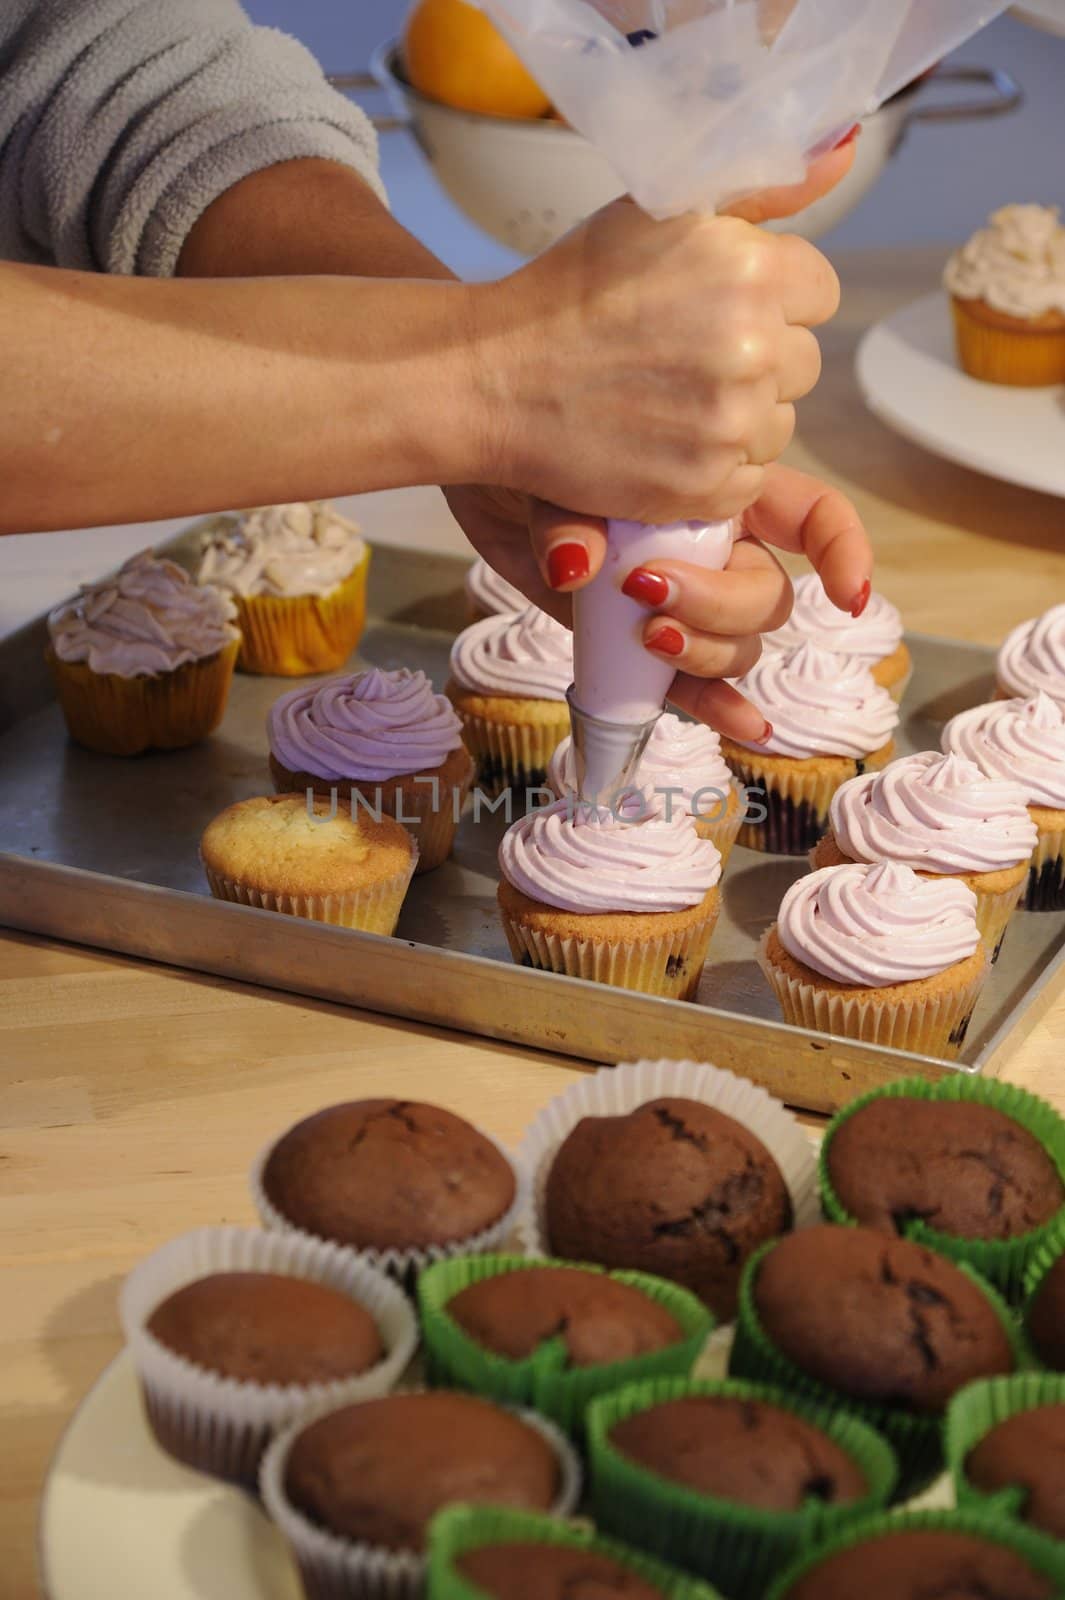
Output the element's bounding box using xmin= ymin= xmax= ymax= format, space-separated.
xmin=464 ymin=557 xmax=527 ymax=623
xmin=268 ymin=667 xmax=474 ymax=873
xmin=764 ymin=573 xmax=911 ymax=704
xmin=996 ymin=603 xmax=1065 ymax=705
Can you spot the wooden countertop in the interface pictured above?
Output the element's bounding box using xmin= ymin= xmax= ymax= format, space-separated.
xmin=2 ymin=246 xmax=1064 ymax=1600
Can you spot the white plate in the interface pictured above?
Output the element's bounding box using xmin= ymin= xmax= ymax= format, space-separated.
xmin=855 ymin=291 xmax=1065 ymax=499
xmin=1011 ymin=0 xmax=1065 ymax=36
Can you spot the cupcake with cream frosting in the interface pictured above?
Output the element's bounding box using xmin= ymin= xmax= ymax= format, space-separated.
xmin=548 ymin=712 xmax=743 ymax=865
xmin=464 ymin=557 xmax=527 ymax=622
xmin=943 ymin=692 xmax=1065 ymax=912
xmin=497 ymin=795 xmax=722 ymax=1000
xmin=268 ymin=666 xmax=474 ymax=873
xmin=196 ymin=501 xmax=370 ymax=677
xmin=447 ymin=606 xmax=573 ymax=797
xmin=46 ymin=550 xmax=240 ymax=755
xmin=759 ymin=861 xmax=990 ymax=1060
xmin=944 ymin=204 xmax=1065 ymax=387
xmin=996 ymin=603 xmax=1065 ymax=705
xmin=763 ymin=574 xmax=911 ymax=704
xmin=720 ymin=643 xmax=898 ymax=856
xmin=810 ymin=750 xmax=1037 ymax=959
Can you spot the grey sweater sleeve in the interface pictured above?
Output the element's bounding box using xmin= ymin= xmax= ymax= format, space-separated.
xmin=0 ymin=0 xmax=385 ymax=276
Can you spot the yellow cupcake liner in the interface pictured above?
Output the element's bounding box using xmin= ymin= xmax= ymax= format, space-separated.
xmin=47 ymin=638 xmax=238 ymax=756
xmin=232 ymin=548 xmax=370 ymax=676
xmin=1028 ymin=814 xmax=1065 ymax=911
xmin=951 ymin=297 xmax=1065 ymax=388
xmin=457 ymin=707 xmax=570 ymax=799
xmin=204 ymin=853 xmax=416 ymax=935
xmin=694 ymin=784 xmax=744 ymax=867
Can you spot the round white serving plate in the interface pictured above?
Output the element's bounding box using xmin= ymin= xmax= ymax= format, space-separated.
xmin=856 ymin=291 xmax=1065 ymax=499
xmin=1011 ymin=1 xmax=1065 ymax=36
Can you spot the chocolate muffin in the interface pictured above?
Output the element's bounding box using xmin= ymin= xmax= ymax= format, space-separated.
xmin=261 ymin=1099 xmax=516 ymax=1252
xmin=778 ymin=1528 xmax=1057 ymax=1600
xmin=966 ymin=1405 xmax=1065 ymax=1541
xmin=447 ymin=1265 xmax=684 ymax=1368
xmin=1028 ymin=1251 xmax=1065 ymax=1368
xmin=609 ymin=1395 xmax=867 ymax=1512
xmin=284 ymin=1392 xmax=559 ymax=1551
xmin=457 ymin=1543 xmax=666 ymax=1599
xmin=827 ymin=1097 xmax=1064 ymax=1240
xmin=753 ymin=1226 xmax=1014 ymax=1414
xmin=544 ymin=1098 xmax=792 ymax=1318
xmin=146 ymin=1271 xmax=383 ymax=1384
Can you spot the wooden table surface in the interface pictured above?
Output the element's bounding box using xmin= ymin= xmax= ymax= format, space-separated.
xmin=2 ymin=245 xmax=1065 ymax=1600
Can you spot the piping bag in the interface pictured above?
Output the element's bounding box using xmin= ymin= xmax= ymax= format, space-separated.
xmin=476 ymin=0 xmax=1010 ymax=803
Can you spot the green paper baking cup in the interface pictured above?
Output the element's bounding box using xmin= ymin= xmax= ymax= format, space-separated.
xmin=426 ymin=1504 xmax=724 ymax=1600
xmin=1023 ymin=1220 xmax=1065 ymax=1369
xmin=819 ymin=1075 xmax=1065 ymax=1305
xmin=946 ymin=1371 xmax=1065 ymax=1532
xmin=417 ymin=1253 xmax=714 ymax=1436
xmin=764 ymin=1507 xmax=1065 ymax=1600
xmin=728 ymin=1239 xmax=1028 ymax=1499
xmin=585 ymin=1376 xmax=897 ymax=1600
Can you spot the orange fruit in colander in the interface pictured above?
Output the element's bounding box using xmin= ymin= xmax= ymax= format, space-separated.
xmin=403 ymin=0 xmax=552 ymax=119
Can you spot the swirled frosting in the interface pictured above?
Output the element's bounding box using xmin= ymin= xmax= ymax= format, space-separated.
xmin=548 ymin=712 xmax=734 ymax=820
xmin=733 ymin=643 xmax=899 ymax=759
xmin=268 ymin=666 xmax=465 ymax=781
xmin=777 ymin=861 xmax=980 ymax=986
xmin=943 ymin=204 xmax=1065 ymax=320
xmin=48 ymin=551 xmax=238 ymax=678
xmin=450 ymin=606 xmax=573 ymax=701
xmin=764 ymin=573 xmax=902 ymax=665
xmin=996 ymin=604 xmax=1065 ymax=703
xmin=196 ymin=502 xmax=365 ymax=598
xmin=831 ymin=750 xmax=1037 ymax=874
xmin=943 ymin=692 xmax=1065 ymax=811
xmin=464 ymin=557 xmax=526 ymax=617
xmin=499 ymin=795 xmax=721 ymax=913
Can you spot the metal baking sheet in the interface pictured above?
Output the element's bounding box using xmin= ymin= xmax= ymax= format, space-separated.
xmin=1 ymin=530 xmax=1062 ymax=1114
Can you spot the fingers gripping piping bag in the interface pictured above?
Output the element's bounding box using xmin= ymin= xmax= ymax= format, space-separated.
xmin=476 ymin=0 xmax=1009 ymax=801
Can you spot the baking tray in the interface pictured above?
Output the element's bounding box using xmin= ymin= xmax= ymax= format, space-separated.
xmin=1 ymin=529 xmax=1062 ymax=1114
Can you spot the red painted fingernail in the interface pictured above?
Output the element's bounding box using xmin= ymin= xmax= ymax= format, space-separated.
xmin=850 ymin=579 xmax=871 ymax=619
xmin=755 ymin=720 xmax=774 ymax=745
xmin=622 ymin=567 xmax=671 ymax=607
xmin=546 ymin=542 xmax=590 ymax=590
xmin=832 ymin=122 xmax=861 ymax=150
xmin=645 ymin=625 xmax=685 ymax=657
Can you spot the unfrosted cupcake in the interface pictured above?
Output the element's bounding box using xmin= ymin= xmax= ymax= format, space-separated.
xmin=810 ymin=750 xmax=1036 ymax=960
xmin=268 ymin=667 xmax=474 ymax=873
xmin=447 ymin=606 xmax=573 ymax=797
xmin=944 ymin=692 xmax=1065 ymax=912
xmin=464 ymin=557 xmax=527 ymax=622
xmin=763 ymin=573 xmax=911 ymax=704
xmin=996 ymin=603 xmax=1065 ymax=705
xmin=944 ymin=204 xmax=1065 ymax=387
xmin=759 ymin=861 xmax=989 ymax=1059
xmin=721 ymin=643 xmax=898 ymax=855
xmin=196 ymin=501 xmax=369 ymax=676
xmin=46 ymin=550 xmax=239 ymax=755
xmin=549 ymin=712 xmax=743 ymax=865
xmin=497 ymin=795 xmax=722 ymax=1000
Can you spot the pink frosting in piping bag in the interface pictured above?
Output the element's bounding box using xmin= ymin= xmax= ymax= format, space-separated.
xmin=268 ymin=667 xmax=464 ymax=782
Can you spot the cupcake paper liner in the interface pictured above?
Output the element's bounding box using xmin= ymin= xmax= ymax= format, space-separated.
xmin=586 ymin=1375 xmax=897 ymax=1600
xmin=694 ymin=784 xmax=744 ymax=867
xmin=515 ymin=1057 xmax=820 ymax=1266
xmin=426 ymin=1504 xmax=723 ymax=1600
xmin=259 ymin=1393 xmax=582 ymax=1600
xmin=118 ymin=1225 xmax=418 ymax=1488
xmin=728 ymin=1237 xmax=1028 ymax=1498
xmin=453 ymin=707 xmax=569 ymax=799
xmin=951 ymin=296 xmax=1065 ymax=387
xmin=47 ymin=638 xmax=238 ymax=756
xmin=416 ymin=1253 xmax=714 ymax=1435
xmin=721 ymin=745 xmax=892 ymax=857
xmin=765 ymin=1506 xmax=1065 ymax=1600
xmin=1026 ymin=816 xmax=1065 ymax=912
xmin=819 ymin=1075 xmax=1065 ymax=1304
xmin=1022 ymin=1222 xmax=1065 ymax=1367
xmin=250 ymin=1128 xmax=530 ymax=1294
xmin=233 ymin=549 xmax=371 ymax=676
xmin=946 ymin=1371 xmax=1065 ymax=1528
xmin=204 ymin=851 xmax=417 ymax=936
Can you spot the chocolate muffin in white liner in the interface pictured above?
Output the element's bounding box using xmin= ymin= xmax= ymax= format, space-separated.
xmin=119 ymin=1226 xmax=417 ymax=1488
xmin=996 ymin=603 xmax=1065 ymax=704
xmin=464 ymin=557 xmax=527 ymax=622
xmin=763 ymin=572 xmax=912 ymax=704
xmin=259 ymin=1392 xmax=581 ymax=1600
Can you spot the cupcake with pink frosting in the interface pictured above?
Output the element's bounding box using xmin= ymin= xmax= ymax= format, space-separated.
xmin=943 ymin=692 xmax=1065 ymax=912
xmin=464 ymin=557 xmax=527 ymax=622
xmin=497 ymin=795 xmax=722 ymax=1000
xmin=267 ymin=667 xmax=474 ymax=873
xmin=810 ymin=750 xmax=1037 ymax=960
xmin=763 ymin=573 xmax=912 ymax=704
xmin=995 ymin=603 xmax=1065 ymax=706
xmin=447 ymin=606 xmax=573 ymax=798
xmin=720 ymin=643 xmax=899 ymax=856
xmin=759 ymin=861 xmax=990 ymax=1060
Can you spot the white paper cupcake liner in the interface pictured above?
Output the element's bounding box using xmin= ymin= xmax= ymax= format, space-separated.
xmin=119 ymin=1225 xmax=419 ymax=1486
xmin=514 ymin=1058 xmax=820 ymax=1265
xmin=204 ymin=854 xmax=416 ymax=936
xmin=249 ymin=1128 xmax=530 ymax=1292
xmin=259 ymin=1393 xmax=582 ymax=1600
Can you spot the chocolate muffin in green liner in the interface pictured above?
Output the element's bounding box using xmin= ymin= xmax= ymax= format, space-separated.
xmin=1024 ymin=1226 xmax=1065 ymax=1369
xmin=819 ymin=1075 xmax=1065 ymax=1304
xmin=947 ymin=1372 xmax=1065 ymax=1541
